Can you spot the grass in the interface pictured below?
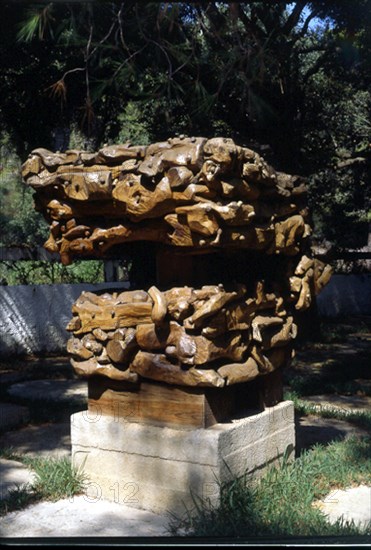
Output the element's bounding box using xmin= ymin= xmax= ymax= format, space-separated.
xmin=0 ymin=449 xmax=86 ymax=516
xmin=169 ymin=437 xmax=371 ymax=538
xmin=1 ymin=316 xmax=369 ymax=537
xmin=0 ymin=485 xmax=39 ymax=515
xmin=285 ymin=391 xmax=371 ymax=431
xmin=168 ymin=317 xmax=371 ymax=538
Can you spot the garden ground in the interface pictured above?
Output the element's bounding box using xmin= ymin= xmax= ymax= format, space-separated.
xmin=0 ymin=316 xmax=370 ymax=541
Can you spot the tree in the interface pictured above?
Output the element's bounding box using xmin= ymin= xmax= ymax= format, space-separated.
xmin=1 ymin=1 xmax=370 ymax=251
xmin=0 ymin=134 xmax=49 ymax=248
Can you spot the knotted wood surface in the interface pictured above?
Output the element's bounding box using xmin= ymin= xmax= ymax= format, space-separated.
xmin=22 ymin=137 xmax=311 ymax=264
xmin=67 ymin=282 xmax=299 ymax=387
xmin=23 ymin=136 xmax=333 ymax=390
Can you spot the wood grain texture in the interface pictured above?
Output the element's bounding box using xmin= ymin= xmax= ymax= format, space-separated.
xmin=22 ymin=137 xmax=321 ymax=266
xmin=87 ymin=377 xmax=261 ymax=428
xmin=24 ymin=136 xmax=333 ymax=398
xmin=67 ymin=283 xmax=299 ymax=387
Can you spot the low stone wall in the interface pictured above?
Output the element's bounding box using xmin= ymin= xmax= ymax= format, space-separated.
xmin=0 ymin=282 xmax=129 ymax=357
xmin=316 ymin=274 xmax=371 ymax=317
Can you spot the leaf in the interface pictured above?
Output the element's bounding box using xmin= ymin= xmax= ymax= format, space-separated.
xmin=17 ymin=11 xmax=42 ymax=42
xmin=17 ymin=4 xmax=54 ymax=42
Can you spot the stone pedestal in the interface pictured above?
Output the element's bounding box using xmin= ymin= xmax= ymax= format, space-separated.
xmin=71 ymin=400 xmax=295 ymax=515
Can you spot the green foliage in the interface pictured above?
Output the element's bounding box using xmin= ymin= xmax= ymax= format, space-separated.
xmin=16 ymin=4 xmax=55 ymax=42
xmin=303 ymin=71 xmax=371 ymax=248
xmin=0 ymin=137 xmax=49 ymax=247
xmin=0 ymin=260 xmax=104 ymax=285
xmin=0 ymin=188 xmax=49 ymax=248
xmin=0 ymin=1 xmax=370 ymax=250
xmin=0 ymin=485 xmax=38 ymax=516
xmin=115 ymin=101 xmax=151 ymax=146
xmin=170 ymin=437 xmax=371 ymax=537
xmin=68 ymin=124 xmax=91 ymax=151
xmin=0 ymin=132 xmax=106 ymax=285
xmin=25 ymin=456 xmax=86 ymax=501
xmin=285 ymin=391 xmax=371 ymax=431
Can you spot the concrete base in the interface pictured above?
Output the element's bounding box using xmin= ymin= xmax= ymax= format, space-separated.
xmin=71 ymin=401 xmax=295 ymax=516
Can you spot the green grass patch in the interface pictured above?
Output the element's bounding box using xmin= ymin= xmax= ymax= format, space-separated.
xmin=0 ymin=449 xmax=86 ymax=516
xmin=169 ymin=437 xmax=371 ymax=538
xmin=0 ymin=485 xmax=39 ymax=516
xmin=23 ymin=456 xmax=86 ymax=501
xmin=285 ymin=391 xmax=371 ymax=431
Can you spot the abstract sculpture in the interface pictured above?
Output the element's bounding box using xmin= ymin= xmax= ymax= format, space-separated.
xmin=23 ymin=136 xmax=332 ymax=427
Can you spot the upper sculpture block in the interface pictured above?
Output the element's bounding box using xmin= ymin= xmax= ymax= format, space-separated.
xmin=22 ymin=137 xmax=310 ymax=264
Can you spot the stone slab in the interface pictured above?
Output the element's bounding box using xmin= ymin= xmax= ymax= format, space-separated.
xmin=0 ymin=495 xmax=169 ymax=537
xmin=0 ymin=459 xmax=35 ymax=500
xmin=0 ymin=422 xmax=71 ymax=458
xmin=7 ymin=379 xmax=88 ymax=404
xmin=296 ymin=415 xmax=369 ymax=453
xmin=313 ymin=485 xmax=371 ymax=530
xmin=71 ymin=401 xmax=295 ymax=515
xmin=0 ymin=402 xmax=29 ymax=433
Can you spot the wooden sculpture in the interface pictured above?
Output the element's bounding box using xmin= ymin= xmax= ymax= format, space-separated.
xmin=22 ymin=137 xmax=311 ymax=264
xmin=22 ymin=137 xmax=332 ymax=427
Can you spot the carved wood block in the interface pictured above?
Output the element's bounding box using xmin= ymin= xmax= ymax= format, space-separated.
xmin=87 ymin=377 xmax=263 ymax=428
xmin=23 ymin=136 xmax=333 ymax=408
xmin=22 ymin=137 xmax=322 ymax=264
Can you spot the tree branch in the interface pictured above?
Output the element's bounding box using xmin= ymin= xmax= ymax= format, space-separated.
xmin=297 ymin=45 xmax=327 ymax=54
xmin=117 ymin=3 xmax=131 ymax=54
xmin=282 ymin=0 xmax=307 ymax=35
xmin=301 ymin=52 xmax=328 ymax=82
xmin=237 ymin=3 xmax=264 ymax=42
xmin=337 ymin=157 xmax=367 ymax=169
xmin=134 ymin=3 xmax=173 ymax=78
xmin=299 ymin=7 xmax=321 ymax=37
xmin=199 ymin=3 xmax=230 ymax=48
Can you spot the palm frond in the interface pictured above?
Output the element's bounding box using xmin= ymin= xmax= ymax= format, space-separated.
xmin=17 ymin=10 xmax=42 ymax=42
xmin=17 ymin=4 xmax=54 ymax=42
xmin=45 ymin=79 xmax=67 ymax=104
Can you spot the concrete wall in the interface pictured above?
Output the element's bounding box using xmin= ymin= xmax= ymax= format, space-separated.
xmin=0 ymin=282 xmax=129 ymax=357
xmin=316 ymin=274 xmax=371 ymax=317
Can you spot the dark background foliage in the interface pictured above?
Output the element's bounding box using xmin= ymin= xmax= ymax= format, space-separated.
xmin=1 ymin=1 xmax=370 ymax=255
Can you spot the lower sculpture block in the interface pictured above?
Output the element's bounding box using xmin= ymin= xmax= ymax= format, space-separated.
xmin=71 ymin=400 xmax=295 ymax=515
xmin=87 ymin=375 xmax=283 ymax=429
